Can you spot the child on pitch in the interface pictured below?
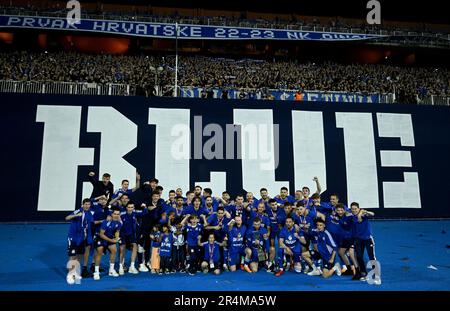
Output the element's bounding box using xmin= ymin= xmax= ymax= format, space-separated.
xmin=149 ymin=225 xmax=162 ymax=274
xmin=172 ymin=222 xmax=186 ymax=273
xmin=181 ymin=214 xmax=204 ymax=275
xmin=159 ymin=224 xmax=174 ymax=274
xmin=199 ymin=233 xmax=227 ymax=275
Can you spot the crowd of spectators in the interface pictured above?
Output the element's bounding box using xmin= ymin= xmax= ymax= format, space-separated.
xmin=0 ymin=51 xmax=449 ymax=100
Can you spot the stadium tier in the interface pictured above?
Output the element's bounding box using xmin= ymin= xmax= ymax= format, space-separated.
xmin=0 ymin=51 xmax=449 ymax=104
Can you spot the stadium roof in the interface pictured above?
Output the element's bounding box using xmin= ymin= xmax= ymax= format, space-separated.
xmin=83 ymin=0 xmax=447 ymax=24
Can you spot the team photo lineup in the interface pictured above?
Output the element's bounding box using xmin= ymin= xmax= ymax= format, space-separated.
xmin=2 ymin=0 xmax=450 ymax=304
xmin=66 ymin=172 xmax=379 ymax=284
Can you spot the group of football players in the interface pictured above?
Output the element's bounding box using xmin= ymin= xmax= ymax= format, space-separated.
xmin=66 ymin=172 xmax=379 ymax=284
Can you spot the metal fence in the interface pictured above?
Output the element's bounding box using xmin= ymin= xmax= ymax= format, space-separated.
xmin=0 ymin=80 xmax=131 ymax=96
xmin=419 ymin=95 xmax=450 ymax=106
xmin=0 ymin=80 xmax=448 ymax=106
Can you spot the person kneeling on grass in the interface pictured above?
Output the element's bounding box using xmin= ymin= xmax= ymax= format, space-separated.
xmin=93 ymin=206 xmax=122 ymax=280
xmin=303 ymin=218 xmax=341 ymax=278
xmin=199 ymin=233 xmax=227 ymax=275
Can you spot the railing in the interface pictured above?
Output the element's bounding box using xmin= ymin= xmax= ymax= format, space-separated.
xmin=1 ymin=7 xmax=449 ymax=40
xmin=419 ymin=95 xmax=450 ymax=106
xmin=0 ymin=80 xmax=131 ymax=96
xmin=0 ymin=80 xmax=448 ymax=106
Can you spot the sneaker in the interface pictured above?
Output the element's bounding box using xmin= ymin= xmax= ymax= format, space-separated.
xmin=109 ymin=269 xmax=119 ymax=277
xmin=170 ymin=270 xmax=176 ymax=274
xmin=343 ymin=268 xmax=353 ymax=276
xmin=334 ymin=263 xmax=342 ymax=276
xmin=128 ymin=266 xmax=139 ymax=274
xmin=151 ymin=269 xmax=156 ymax=274
xmin=352 ymin=273 xmax=361 ymax=280
xmin=91 ymin=264 xmax=105 ymax=273
xmin=359 ymin=272 xmax=367 ymax=281
xmin=303 ymin=265 xmax=311 ymax=274
xmin=90 ymin=264 xmax=95 ymax=273
xmin=66 ymin=274 xmax=76 ymax=284
xmin=244 ymin=265 xmax=252 ymax=273
xmin=139 ymin=263 xmax=149 ymax=272
xmin=188 ymin=270 xmax=196 ymax=276
xmin=307 ymin=268 xmax=321 ymax=276
xmin=93 ymin=272 xmax=100 ymax=280
xmin=180 ymin=269 xmax=186 ymax=273
xmin=119 ymin=266 xmax=125 ymax=275
xmin=81 ymin=267 xmax=91 ymax=278
xmin=374 ymin=278 xmax=382 ymax=285
xmin=223 ymin=264 xmax=229 ymax=271
xmin=274 ymin=269 xmax=284 ymax=277
xmin=352 ymin=268 xmax=361 ymax=280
